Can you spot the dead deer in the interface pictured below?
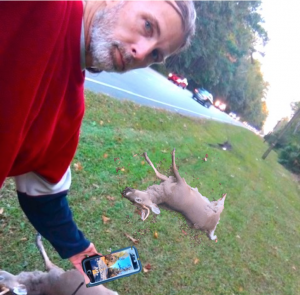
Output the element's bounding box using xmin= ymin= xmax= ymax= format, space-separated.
xmin=122 ymin=149 xmax=226 ymax=241
xmin=0 ymin=234 xmax=119 ymax=295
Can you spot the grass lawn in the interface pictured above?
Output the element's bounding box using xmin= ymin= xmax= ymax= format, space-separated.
xmin=1 ymin=90 xmax=300 ymax=295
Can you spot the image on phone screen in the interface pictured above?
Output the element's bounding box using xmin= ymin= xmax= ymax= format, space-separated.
xmin=84 ymin=247 xmax=140 ymax=284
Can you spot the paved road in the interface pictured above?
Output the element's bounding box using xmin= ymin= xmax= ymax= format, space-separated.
xmin=84 ymin=68 xmax=244 ymax=128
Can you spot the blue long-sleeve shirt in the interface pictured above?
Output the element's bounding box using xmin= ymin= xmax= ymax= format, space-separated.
xmin=18 ymin=190 xmax=90 ymax=259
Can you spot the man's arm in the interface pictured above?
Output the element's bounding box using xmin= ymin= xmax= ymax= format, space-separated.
xmin=17 ymin=190 xmax=90 ymax=259
xmin=14 ymin=168 xmax=90 ymax=258
xmin=15 ymin=169 xmax=99 ymax=283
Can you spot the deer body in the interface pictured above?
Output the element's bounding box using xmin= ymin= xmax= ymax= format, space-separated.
xmin=122 ymin=149 xmax=226 ymax=240
xmin=0 ymin=235 xmax=118 ymax=295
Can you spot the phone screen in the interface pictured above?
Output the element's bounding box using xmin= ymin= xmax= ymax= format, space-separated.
xmin=83 ymin=247 xmax=141 ymax=285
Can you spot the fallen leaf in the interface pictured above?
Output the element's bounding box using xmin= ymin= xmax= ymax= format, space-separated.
xmin=0 ymin=208 xmax=4 ymax=215
xmin=141 ymin=161 xmax=145 ymax=165
xmin=238 ymin=286 xmax=244 ymax=292
xmin=114 ymin=157 xmax=120 ymax=162
xmin=143 ymin=263 xmax=152 ymax=273
xmin=73 ymin=162 xmax=83 ymax=171
xmin=292 ymin=265 xmax=297 ymax=271
xmin=182 ymin=230 xmax=188 ymax=235
xmin=103 ymin=153 xmax=108 ymax=159
xmin=143 ymin=267 xmax=150 ymax=273
xmin=106 ymin=196 xmax=115 ymax=201
xmin=153 ymin=231 xmax=158 ymax=239
xmin=133 ymin=154 xmax=138 ymax=157
xmin=120 ymin=168 xmax=125 ymax=172
xmin=105 ymin=230 xmax=110 ymax=233
xmin=100 ymin=120 xmax=104 ymax=125
xmin=92 ymin=183 xmax=99 ymax=189
xmin=116 ymin=167 xmax=122 ymax=173
xmin=145 ymin=263 xmax=151 ymax=270
xmin=20 ymin=238 xmax=27 ymax=241
xmin=193 ymin=258 xmax=200 ymax=265
xmin=124 ymin=233 xmax=139 ymax=245
xmin=102 ymin=215 xmax=111 ymax=224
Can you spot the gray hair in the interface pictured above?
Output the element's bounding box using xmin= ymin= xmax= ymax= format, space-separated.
xmin=171 ymin=0 xmax=197 ymax=52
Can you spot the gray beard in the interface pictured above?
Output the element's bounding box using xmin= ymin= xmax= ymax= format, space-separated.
xmin=89 ymin=2 xmax=133 ymax=72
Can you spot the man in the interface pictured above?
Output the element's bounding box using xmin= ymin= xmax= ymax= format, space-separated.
xmin=0 ymin=0 xmax=196 ymax=284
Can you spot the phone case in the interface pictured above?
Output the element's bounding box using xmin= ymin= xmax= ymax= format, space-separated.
xmin=82 ymin=246 xmax=142 ymax=287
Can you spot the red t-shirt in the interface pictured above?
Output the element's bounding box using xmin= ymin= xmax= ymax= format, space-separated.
xmin=0 ymin=2 xmax=85 ymax=186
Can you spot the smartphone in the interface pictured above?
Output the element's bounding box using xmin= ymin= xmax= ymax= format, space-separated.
xmin=82 ymin=246 xmax=142 ymax=287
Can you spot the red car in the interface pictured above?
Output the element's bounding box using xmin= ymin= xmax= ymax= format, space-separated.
xmin=168 ymin=73 xmax=188 ymax=89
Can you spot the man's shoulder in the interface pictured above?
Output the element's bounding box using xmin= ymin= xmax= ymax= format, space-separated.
xmin=1 ymin=1 xmax=82 ymax=27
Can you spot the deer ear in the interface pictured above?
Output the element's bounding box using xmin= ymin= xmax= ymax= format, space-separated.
xmin=150 ymin=204 xmax=160 ymax=215
xmin=13 ymin=285 xmax=28 ymax=295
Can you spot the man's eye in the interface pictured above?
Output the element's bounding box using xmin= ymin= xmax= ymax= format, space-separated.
xmin=152 ymin=49 xmax=159 ymax=62
xmin=145 ymin=20 xmax=152 ymax=33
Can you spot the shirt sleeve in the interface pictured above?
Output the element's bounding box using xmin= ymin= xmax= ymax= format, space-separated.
xmin=17 ymin=190 xmax=90 ymax=259
xmin=15 ymin=168 xmax=90 ymax=259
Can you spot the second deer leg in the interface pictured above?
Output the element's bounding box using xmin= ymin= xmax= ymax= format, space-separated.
xmin=36 ymin=234 xmax=63 ymax=273
xmin=143 ymin=152 xmax=169 ymax=181
xmin=171 ymin=149 xmax=183 ymax=183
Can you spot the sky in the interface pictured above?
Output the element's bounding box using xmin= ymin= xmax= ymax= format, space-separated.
xmin=258 ymin=0 xmax=300 ymax=133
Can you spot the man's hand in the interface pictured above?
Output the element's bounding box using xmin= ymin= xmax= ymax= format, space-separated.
xmin=69 ymin=243 xmax=102 ymax=284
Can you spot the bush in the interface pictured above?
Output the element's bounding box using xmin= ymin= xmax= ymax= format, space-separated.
xmin=278 ymin=144 xmax=300 ymax=174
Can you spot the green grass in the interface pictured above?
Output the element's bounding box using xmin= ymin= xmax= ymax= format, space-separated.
xmin=1 ymin=90 xmax=300 ymax=295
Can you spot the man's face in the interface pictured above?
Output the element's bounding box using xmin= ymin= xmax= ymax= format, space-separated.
xmin=88 ymin=1 xmax=184 ymax=73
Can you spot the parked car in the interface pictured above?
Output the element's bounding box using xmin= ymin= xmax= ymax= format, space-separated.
xmin=168 ymin=73 xmax=188 ymax=89
xmin=192 ymin=88 xmax=213 ymax=108
xmin=229 ymin=112 xmax=240 ymax=121
xmin=214 ymin=100 xmax=227 ymax=111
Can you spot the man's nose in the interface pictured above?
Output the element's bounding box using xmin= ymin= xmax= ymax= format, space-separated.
xmin=130 ymin=40 xmax=156 ymax=66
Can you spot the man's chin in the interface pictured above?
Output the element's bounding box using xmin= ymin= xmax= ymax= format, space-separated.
xmin=86 ymin=67 xmax=103 ymax=74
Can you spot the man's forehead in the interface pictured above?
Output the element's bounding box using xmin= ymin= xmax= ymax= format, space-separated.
xmin=126 ymin=0 xmax=183 ymax=21
xmin=164 ymin=0 xmax=184 ymax=26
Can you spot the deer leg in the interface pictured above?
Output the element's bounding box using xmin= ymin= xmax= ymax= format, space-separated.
xmin=143 ymin=152 xmax=169 ymax=181
xmin=171 ymin=149 xmax=184 ymax=183
xmin=35 ymin=234 xmax=62 ymax=272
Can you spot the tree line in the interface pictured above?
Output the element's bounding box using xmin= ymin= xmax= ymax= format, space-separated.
xmin=264 ymin=102 xmax=300 ymax=175
xmin=153 ymin=1 xmax=269 ymax=129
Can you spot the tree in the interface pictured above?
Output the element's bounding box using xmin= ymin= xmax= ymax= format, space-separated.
xmin=164 ymin=1 xmax=269 ymax=127
xmin=262 ymin=102 xmax=300 ymax=164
